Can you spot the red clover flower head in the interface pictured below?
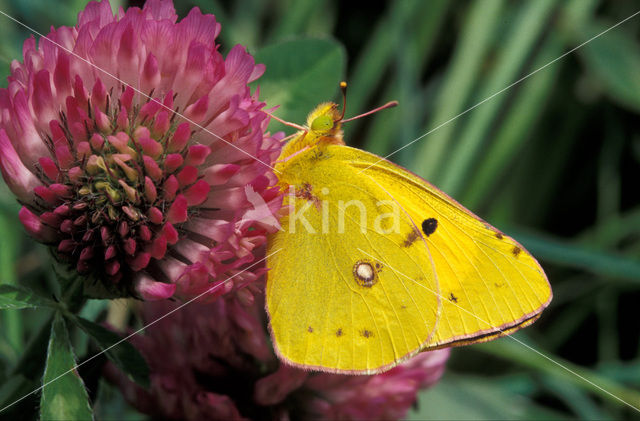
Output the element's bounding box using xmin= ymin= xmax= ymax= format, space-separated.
xmin=107 ymin=289 xmax=450 ymax=420
xmin=0 ymin=0 xmax=283 ymax=300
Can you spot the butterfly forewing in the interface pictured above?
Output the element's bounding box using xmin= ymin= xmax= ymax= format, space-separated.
xmin=342 ymin=146 xmax=552 ymax=349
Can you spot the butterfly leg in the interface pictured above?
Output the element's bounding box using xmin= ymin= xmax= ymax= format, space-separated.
xmin=274 ymin=142 xmax=312 ymax=165
xmin=279 ymin=132 xmax=301 ymax=144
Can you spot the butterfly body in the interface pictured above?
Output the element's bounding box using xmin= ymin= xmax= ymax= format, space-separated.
xmin=266 ymin=102 xmax=552 ymax=374
xmin=276 ymin=102 xmax=345 ymax=166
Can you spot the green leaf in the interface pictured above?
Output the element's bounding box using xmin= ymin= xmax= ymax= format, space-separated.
xmin=408 ymin=374 xmax=570 ymax=420
xmin=509 ymin=229 xmax=640 ymax=282
xmin=0 ymin=285 xmax=57 ymax=310
xmin=579 ymin=22 xmax=640 ymax=112
xmin=252 ymin=37 xmax=346 ymax=133
xmin=73 ymin=316 xmax=150 ymax=389
xmin=40 ymin=313 xmax=93 ymax=421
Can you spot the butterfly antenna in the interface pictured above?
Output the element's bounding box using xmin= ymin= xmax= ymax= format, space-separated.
xmin=341 ymin=100 xmax=399 ymax=123
xmin=339 ymin=81 xmax=348 ymax=121
xmin=264 ymin=110 xmax=307 ymax=131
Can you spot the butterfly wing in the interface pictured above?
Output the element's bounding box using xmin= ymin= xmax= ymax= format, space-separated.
xmin=333 ymin=145 xmax=552 ymax=349
xmin=266 ymin=146 xmax=441 ymax=374
xmin=266 ymin=144 xmax=551 ymax=373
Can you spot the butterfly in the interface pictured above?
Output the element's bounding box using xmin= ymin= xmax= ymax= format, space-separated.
xmin=265 ymin=84 xmax=552 ymax=374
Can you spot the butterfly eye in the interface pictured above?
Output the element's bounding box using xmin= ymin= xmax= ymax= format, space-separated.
xmin=310 ymin=114 xmax=334 ymax=132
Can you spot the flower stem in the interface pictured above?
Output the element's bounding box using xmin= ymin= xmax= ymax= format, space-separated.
xmin=57 ymin=271 xmax=86 ymax=315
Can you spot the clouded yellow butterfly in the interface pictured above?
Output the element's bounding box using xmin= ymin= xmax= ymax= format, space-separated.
xmin=266 ymin=85 xmax=552 ymax=374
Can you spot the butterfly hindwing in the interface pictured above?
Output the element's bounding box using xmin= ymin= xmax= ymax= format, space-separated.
xmin=267 ymin=145 xmax=441 ymax=374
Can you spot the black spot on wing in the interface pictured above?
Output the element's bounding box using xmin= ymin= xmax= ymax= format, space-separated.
xmin=512 ymin=246 xmax=521 ymax=257
xmin=422 ymin=218 xmax=438 ymax=236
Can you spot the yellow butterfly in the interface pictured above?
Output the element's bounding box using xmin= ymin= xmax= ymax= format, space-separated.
xmin=266 ymin=85 xmax=552 ymax=374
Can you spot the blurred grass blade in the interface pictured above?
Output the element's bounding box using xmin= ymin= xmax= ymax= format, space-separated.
xmin=579 ymin=21 xmax=640 ymax=113
xmin=479 ymin=337 xmax=640 ymax=410
xmin=0 ymin=314 xmax=53 ymax=414
xmin=439 ymin=0 xmax=557 ymax=196
xmin=0 ymin=0 xmax=22 ymax=82
xmin=542 ymin=375 xmax=611 ymax=419
xmin=10 ymin=0 xmax=83 ymax=27
xmin=0 ymin=213 xmax=22 ymax=353
xmin=227 ymin=0 xmax=268 ymax=49
xmin=415 ymin=0 xmax=505 ymax=182
xmin=268 ymin=0 xmax=327 ymax=43
xmin=495 ymin=112 xmax=583 ymax=224
xmin=463 ymin=34 xmax=562 ymax=209
xmin=511 ymin=229 xmax=640 ymax=282
xmin=345 ymin=1 xmax=413 ymax=129
xmin=0 ymin=374 xmax=38 ymax=419
xmin=596 ymin=289 xmax=618 ymax=363
xmin=362 ymin=0 xmax=448 ymax=157
xmin=600 ymin=361 xmax=640 ymax=385
xmin=577 ymin=207 xmax=640 ymax=250
xmin=543 ymin=296 xmax=594 ymax=349
xmin=348 ymin=0 xmax=448 ymax=140
xmin=408 ymin=374 xmax=570 ymax=420
xmin=11 ymin=315 xmax=54 ymax=381
xmin=72 ymin=316 xmax=150 ymax=389
xmin=597 ymin=111 xmax=624 ymax=221
xmin=40 ymin=313 xmax=93 ymax=421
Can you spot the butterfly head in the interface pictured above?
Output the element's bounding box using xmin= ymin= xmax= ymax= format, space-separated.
xmin=305 ymin=81 xmax=349 ymax=139
xmin=306 ymin=102 xmax=344 ymax=139
xmin=274 ymin=82 xmax=397 ymax=170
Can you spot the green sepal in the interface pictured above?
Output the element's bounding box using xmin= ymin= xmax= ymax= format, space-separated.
xmin=40 ymin=312 xmax=93 ymax=421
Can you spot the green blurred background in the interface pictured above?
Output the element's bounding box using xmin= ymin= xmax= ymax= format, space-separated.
xmin=0 ymin=0 xmax=639 ymax=419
